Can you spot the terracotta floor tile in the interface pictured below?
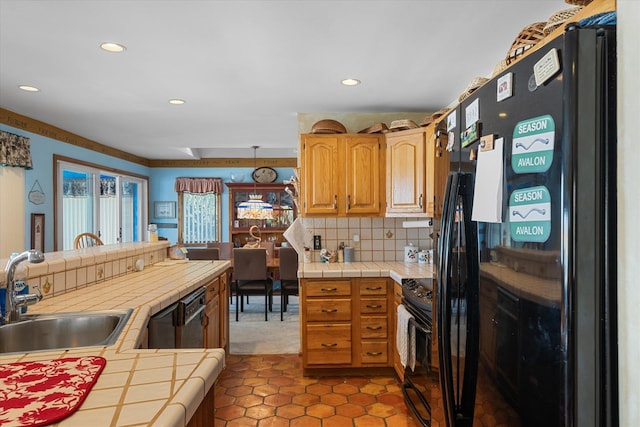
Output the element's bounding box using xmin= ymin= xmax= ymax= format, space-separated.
xmin=215 ymin=355 xmax=420 ymax=427
xmin=246 ymin=405 xmax=276 ymax=420
xmin=336 ymin=402 xmax=366 ymax=418
xmin=274 ymin=403 xmax=305 ymax=419
xmin=263 ymin=393 xmax=293 ymax=407
xmin=290 ymin=415 xmax=321 ymax=427
xmin=305 ymin=403 xmax=335 ymax=418
xmin=320 ymin=392 xmax=348 ymax=406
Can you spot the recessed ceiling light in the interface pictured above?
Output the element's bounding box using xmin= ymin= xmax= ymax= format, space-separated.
xmin=168 ymin=99 xmax=186 ymax=105
xmin=18 ymin=85 xmax=39 ymax=92
xmin=341 ymin=78 xmax=361 ymax=86
xmin=100 ymin=42 xmax=126 ymax=53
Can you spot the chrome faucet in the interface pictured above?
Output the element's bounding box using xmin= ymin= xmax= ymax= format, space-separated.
xmin=1 ymin=250 xmax=45 ymax=324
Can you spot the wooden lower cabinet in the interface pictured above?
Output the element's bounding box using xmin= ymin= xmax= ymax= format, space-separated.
xmin=204 ymin=277 xmax=221 ymax=349
xmin=392 ymin=281 xmax=404 ymax=380
xmin=301 ymin=277 xmax=392 ymax=371
xmin=203 ymin=269 xmax=230 ymax=351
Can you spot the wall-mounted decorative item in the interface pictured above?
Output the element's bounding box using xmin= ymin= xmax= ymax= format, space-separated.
xmin=31 ymin=213 xmax=45 ymax=252
xmin=154 ymin=201 xmax=176 ymax=219
xmin=28 ymin=180 xmax=45 ymax=205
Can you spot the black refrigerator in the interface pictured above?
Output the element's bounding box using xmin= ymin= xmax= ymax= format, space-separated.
xmin=436 ymin=25 xmax=617 ymax=427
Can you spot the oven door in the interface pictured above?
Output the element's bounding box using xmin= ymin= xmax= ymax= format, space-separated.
xmin=402 ymin=315 xmax=438 ymax=427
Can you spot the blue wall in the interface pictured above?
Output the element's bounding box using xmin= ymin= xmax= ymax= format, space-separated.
xmin=2 ymin=123 xmax=295 ymax=250
xmin=149 ymin=167 xmax=296 ymax=244
xmin=2 ymin=124 xmax=150 ymax=253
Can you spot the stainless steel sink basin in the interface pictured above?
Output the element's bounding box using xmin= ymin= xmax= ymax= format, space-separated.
xmin=0 ymin=308 xmax=133 ymax=354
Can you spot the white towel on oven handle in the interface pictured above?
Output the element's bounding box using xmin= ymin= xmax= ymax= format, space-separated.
xmin=396 ymin=304 xmax=416 ymax=371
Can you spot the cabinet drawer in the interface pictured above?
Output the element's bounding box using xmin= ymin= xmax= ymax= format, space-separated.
xmin=360 ymin=341 xmax=388 ymax=364
xmin=306 ymin=324 xmax=351 ymax=365
xmin=306 ymin=299 xmax=351 ymax=322
xmin=306 ymin=280 xmax=351 ymax=297
xmin=205 ymin=278 xmax=220 ymax=301
xmin=360 ymin=280 xmax=387 ymax=296
xmin=360 ymin=298 xmax=387 ymax=314
xmin=360 ymin=316 xmax=387 ymax=339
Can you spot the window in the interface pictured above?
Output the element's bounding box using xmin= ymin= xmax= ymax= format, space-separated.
xmin=55 ymin=155 xmax=148 ymax=250
xmin=175 ymin=178 xmax=222 ymax=244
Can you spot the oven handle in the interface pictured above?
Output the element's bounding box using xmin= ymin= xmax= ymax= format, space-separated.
xmin=401 ymin=379 xmax=431 ymax=426
xmin=409 ymin=316 xmax=431 ymax=335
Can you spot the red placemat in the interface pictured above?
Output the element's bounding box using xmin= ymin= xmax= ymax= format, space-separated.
xmin=0 ymin=356 xmax=106 ymax=427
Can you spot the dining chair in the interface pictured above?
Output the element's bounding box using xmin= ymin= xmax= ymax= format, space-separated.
xmin=186 ymin=247 xmax=220 ymax=260
xmin=206 ymin=242 xmax=232 ymax=259
xmin=232 ymin=248 xmax=273 ymax=321
xmin=278 ymin=247 xmax=299 ymax=321
xmin=73 ymin=232 xmax=104 ymax=249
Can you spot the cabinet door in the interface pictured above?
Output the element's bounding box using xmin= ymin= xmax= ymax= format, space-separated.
xmin=425 ymin=123 xmax=451 ymax=218
xmin=386 ymin=130 xmax=426 ymax=215
xmin=344 ymin=136 xmax=382 ymax=215
xmin=205 ymin=295 xmax=220 ymax=348
xmin=301 ymin=135 xmax=340 ymax=215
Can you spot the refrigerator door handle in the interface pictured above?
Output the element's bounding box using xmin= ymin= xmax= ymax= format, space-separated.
xmin=436 ymin=172 xmax=480 ymax=427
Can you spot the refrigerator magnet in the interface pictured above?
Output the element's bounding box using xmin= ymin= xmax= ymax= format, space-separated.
xmin=461 ymin=122 xmax=481 ymax=149
xmin=497 ymin=73 xmax=513 ymax=102
xmin=480 ymin=134 xmax=495 ymax=151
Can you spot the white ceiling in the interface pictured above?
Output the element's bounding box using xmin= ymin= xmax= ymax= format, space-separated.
xmin=0 ymin=0 xmax=568 ymax=160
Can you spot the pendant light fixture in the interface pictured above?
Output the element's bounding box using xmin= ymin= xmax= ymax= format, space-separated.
xmin=237 ymin=146 xmax=274 ymax=220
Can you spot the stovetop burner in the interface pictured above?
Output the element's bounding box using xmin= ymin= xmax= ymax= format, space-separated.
xmin=401 ymin=278 xmax=433 ymax=316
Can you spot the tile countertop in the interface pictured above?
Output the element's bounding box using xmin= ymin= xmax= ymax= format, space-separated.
xmin=0 ymin=259 xmax=230 ymax=427
xmin=298 ymin=261 xmax=436 ymax=283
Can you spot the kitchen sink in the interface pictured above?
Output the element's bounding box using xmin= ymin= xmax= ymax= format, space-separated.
xmin=0 ymin=308 xmax=133 ymax=354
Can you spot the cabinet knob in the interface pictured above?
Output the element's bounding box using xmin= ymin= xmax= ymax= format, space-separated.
xmin=321 ymin=308 xmax=338 ymax=313
xmin=419 ymin=194 xmax=423 ymax=209
xmin=321 ymin=287 xmax=338 ymax=292
xmin=366 ymin=286 xmax=382 ymax=291
xmin=366 ymin=351 xmax=383 ymax=356
xmin=366 ymin=326 xmax=383 ymax=330
xmin=346 ymin=195 xmax=351 ymax=212
xmin=321 ymin=343 xmax=338 ymax=347
xmin=333 ymin=195 xmax=338 ymax=210
xmin=366 ymin=304 xmax=382 ymax=309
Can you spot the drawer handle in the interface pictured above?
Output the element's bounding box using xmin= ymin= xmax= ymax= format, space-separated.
xmin=321 ymin=308 xmax=338 ymax=313
xmin=321 ymin=287 xmax=338 ymax=292
xmin=366 ymin=352 xmax=383 ymax=356
xmin=366 ymin=286 xmax=382 ymax=291
xmin=366 ymin=304 xmax=382 ymax=309
xmin=366 ymin=326 xmax=383 ymax=330
xmin=322 ymin=343 xmax=338 ymax=347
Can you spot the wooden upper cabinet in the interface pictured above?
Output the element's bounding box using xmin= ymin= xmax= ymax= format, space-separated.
xmin=385 ymin=125 xmax=450 ymax=218
xmin=385 ymin=128 xmax=426 ymax=216
xmin=300 ymin=133 xmax=384 ymax=217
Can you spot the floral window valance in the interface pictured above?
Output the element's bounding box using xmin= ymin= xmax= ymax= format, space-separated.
xmin=174 ymin=177 xmax=223 ymax=194
xmin=1 ymin=130 xmax=33 ymax=169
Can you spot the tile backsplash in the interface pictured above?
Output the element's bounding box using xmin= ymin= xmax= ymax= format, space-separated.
xmin=0 ymin=242 xmax=169 ymax=300
xmin=299 ymin=217 xmax=439 ymax=262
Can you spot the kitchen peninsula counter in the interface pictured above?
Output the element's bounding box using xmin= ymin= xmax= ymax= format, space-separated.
xmin=0 ymin=256 xmax=230 ymax=427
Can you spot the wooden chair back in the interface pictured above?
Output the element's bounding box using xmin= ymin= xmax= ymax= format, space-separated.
xmin=74 ymin=232 xmax=104 ymax=249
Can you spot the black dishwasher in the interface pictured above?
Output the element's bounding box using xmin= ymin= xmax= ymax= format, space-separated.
xmin=148 ymin=287 xmax=206 ymax=348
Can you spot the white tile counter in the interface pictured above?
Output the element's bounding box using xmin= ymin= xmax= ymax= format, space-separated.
xmin=298 ymin=261 xmax=435 ymax=283
xmin=0 ymin=256 xmax=230 ymax=427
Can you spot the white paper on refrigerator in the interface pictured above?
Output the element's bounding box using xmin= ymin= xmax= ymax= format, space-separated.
xmin=472 ymin=137 xmax=504 ymax=223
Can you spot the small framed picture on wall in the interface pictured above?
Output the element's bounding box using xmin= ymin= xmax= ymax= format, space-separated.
xmin=154 ymin=201 xmax=176 ymax=219
xmin=31 ymin=213 xmax=45 ymax=252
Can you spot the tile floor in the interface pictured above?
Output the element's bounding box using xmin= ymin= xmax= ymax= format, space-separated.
xmin=214 ymin=354 xmax=420 ymax=426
